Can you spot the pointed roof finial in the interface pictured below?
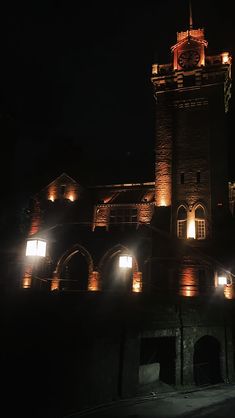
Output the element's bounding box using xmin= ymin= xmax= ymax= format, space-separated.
xmin=189 ymin=0 xmax=193 ymax=29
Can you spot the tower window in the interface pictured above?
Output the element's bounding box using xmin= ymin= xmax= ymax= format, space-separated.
xmin=177 ymin=206 xmax=187 ymax=239
xmin=196 ymin=171 xmax=201 ymax=183
xmin=180 ymin=173 xmax=185 ymax=184
xmin=195 ymin=206 xmax=206 ymax=239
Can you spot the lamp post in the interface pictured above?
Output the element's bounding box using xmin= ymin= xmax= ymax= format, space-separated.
xmin=117 ymin=254 xmax=133 ymax=397
xmin=216 ymin=272 xmax=230 ymax=382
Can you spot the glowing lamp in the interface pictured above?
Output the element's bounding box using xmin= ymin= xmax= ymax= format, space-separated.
xmin=68 ymin=194 xmax=74 ymax=202
xmin=218 ymin=276 xmax=227 ymax=286
xmin=119 ymin=255 xmax=132 ymax=269
xmin=26 ymin=239 xmax=47 ymax=257
xmin=49 ymin=195 xmax=55 ymax=202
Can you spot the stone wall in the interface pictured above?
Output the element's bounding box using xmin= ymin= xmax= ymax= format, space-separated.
xmin=4 ymin=291 xmax=235 ymax=415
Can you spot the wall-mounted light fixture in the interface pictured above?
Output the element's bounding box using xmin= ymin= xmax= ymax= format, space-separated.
xmin=218 ymin=275 xmax=228 ymax=286
xmin=119 ymin=255 xmax=132 ymax=269
xmin=26 ymin=239 xmax=47 ymax=258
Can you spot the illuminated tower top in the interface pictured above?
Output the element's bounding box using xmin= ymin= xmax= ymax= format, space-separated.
xmin=151 ymin=3 xmax=232 ymax=113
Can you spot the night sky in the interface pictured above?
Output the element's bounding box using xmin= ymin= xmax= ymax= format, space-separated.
xmin=1 ymin=1 xmax=235 ymax=243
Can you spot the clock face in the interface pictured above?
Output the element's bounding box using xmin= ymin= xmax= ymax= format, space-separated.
xmin=178 ymin=50 xmax=200 ymax=69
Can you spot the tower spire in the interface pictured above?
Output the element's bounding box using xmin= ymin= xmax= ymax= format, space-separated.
xmin=189 ymin=0 xmax=193 ymax=29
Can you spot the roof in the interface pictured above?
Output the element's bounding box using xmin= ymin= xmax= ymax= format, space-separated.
xmin=91 ymin=182 xmax=155 ymax=205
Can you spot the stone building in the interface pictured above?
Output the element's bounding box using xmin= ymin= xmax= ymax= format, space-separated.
xmin=12 ymin=14 xmax=235 ymax=415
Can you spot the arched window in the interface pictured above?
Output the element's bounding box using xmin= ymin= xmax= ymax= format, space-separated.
xmin=195 ymin=206 xmax=206 ymax=239
xmin=177 ymin=206 xmax=187 ymax=239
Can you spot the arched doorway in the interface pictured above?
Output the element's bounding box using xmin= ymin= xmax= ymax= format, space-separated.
xmin=102 ymin=252 xmax=133 ymax=291
xmin=193 ymin=335 xmax=222 ymax=385
xmin=99 ymin=245 xmax=138 ymax=292
xmin=60 ymin=252 xmax=89 ymax=291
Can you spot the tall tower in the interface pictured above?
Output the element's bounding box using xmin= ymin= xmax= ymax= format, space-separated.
xmin=151 ymin=10 xmax=232 ymax=241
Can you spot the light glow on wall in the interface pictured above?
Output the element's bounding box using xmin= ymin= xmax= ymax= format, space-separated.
xmin=187 ymin=208 xmax=196 ymax=239
xmin=152 ymin=63 xmax=158 ymax=75
xmin=156 ymin=187 xmax=171 ymax=207
xmin=159 ymin=199 xmax=167 ymax=207
xmin=22 ymin=278 xmax=31 ymax=289
xmin=132 ymin=271 xmax=142 ymax=293
xmin=88 ymin=271 xmax=101 ymax=291
xmin=26 ymin=239 xmax=47 ymax=257
xmin=48 ymin=185 xmax=57 ymax=201
xmin=119 ymin=255 xmax=132 ymax=269
xmin=222 ymin=52 xmax=229 ymax=64
xmin=224 ymin=285 xmax=234 ymax=300
xmin=179 ymin=267 xmax=199 ymax=297
xmin=22 ymin=266 xmax=33 ymax=289
xmin=187 ymin=219 xmax=195 ymax=239
xmin=184 ymin=285 xmax=193 ymax=297
xmin=155 ymin=162 xmax=172 ymax=207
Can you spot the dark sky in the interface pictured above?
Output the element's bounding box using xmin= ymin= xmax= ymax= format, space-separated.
xmin=1 ymin=1 xmax=235 ymax=234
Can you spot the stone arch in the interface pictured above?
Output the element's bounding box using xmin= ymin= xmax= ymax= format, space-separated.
xmin=193 ymin=335 xmax=222 ymax=385
xmin=98 ymin=244 xmax=141 ymax=291
xmin=193 ymin=201 xmax=208 ymax=215
xmin=52 ymin=244 xmax=94 ymax=291
xmin=55 ymin=244 xmax=93 ymax=276
xmin=99 ymin=244 xmax=139 ymax=273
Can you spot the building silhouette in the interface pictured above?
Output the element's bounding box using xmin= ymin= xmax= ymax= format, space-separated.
xmin=7 ymin=10 xmax=235 ymax=416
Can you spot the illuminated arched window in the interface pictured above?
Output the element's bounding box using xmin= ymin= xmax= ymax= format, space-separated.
xmin=195 ymin=206 xmax=206 ymax=240
xmin=177 ymin=206 xmax=187 ymax=239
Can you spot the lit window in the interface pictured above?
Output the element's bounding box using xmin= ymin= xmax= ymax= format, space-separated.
xmin=195 ymin=206 xmax=206 ymax=239
xmin=177 ymin=206 xmax=187 ymax=239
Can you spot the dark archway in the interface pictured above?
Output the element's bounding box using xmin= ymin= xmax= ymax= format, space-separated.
xmin=55 ymin=244 xmax=93 ymax=291
xmin=140 ymin=337 xmax=176 ymax=386
xmin=99 ymin=245 xmax=138 ymax=292
xmin=60 ymin=251 xmax=89 ymax=291
xmin=193 ymin=335 xmax=222 ymax=385
xmin=102 ymin=253 xmax=133 ymax=291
